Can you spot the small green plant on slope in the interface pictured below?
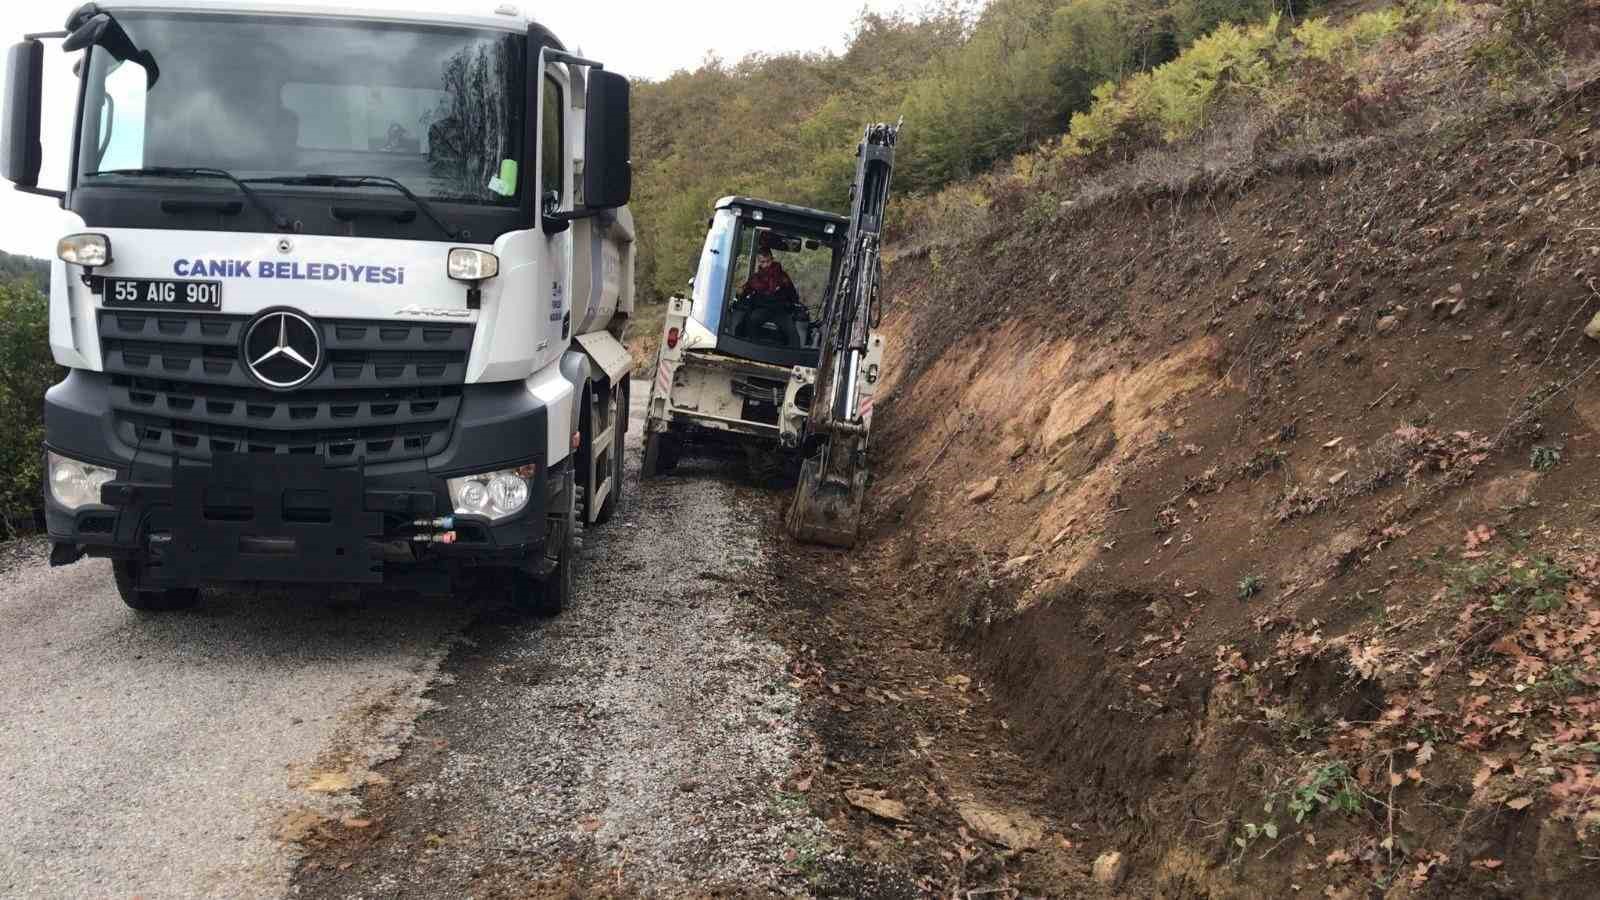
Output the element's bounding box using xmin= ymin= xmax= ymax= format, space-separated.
xmin=1238 ymin=574 xmax=1266 ymax=599
xmin=1530 ymin=445 xmax=1561 ymax=472
xmin=1286 ymin=761 xmax=1364 ymax=823
xmin=1234 ymin=760 xmax=1363 ymax=862
xmin=1448 ymin=553 xmax=1571 ymax=613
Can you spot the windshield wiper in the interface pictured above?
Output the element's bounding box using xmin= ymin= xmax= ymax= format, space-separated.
xmin=245 ymin=174 xmax=460 ymax=240
xmin=88 ymin=167 xmax=292 ymax=231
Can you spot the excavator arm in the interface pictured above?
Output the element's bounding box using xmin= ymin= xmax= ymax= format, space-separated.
xmin=786 ymin=121 xmax=901 ymax=547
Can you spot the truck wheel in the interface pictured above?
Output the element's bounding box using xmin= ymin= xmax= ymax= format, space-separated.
xmin=112 ymin=559 xmax=201 ymax=613
xmin=518 ymin=468 xmax=576 ymax=617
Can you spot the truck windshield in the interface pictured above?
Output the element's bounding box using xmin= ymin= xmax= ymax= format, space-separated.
xmin=75 ymin=12 xmax=526 ymax=207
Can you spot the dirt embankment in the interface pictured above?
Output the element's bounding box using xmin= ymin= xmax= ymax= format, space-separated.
xmin=847 ymin=75 xmax=1600 ymax=897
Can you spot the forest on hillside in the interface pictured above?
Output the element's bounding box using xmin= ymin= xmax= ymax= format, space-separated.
xmin=626 ymin=0 xmax=1329 ymax=303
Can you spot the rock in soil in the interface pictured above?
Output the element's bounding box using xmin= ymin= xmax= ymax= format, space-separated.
xmin=1093 ymin=850 xmax=1127 ymax=888
xmin=955 ymin=799 xmax=1046 ymax=850
xmin=1586 ymin=311 xmax=1600 ymax=340
xmin=967 ymin=476 xmax=1000 ymax=504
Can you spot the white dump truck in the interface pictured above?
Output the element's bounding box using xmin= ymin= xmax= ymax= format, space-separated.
xmin=2 ymin=0 xmax=636 ymax=614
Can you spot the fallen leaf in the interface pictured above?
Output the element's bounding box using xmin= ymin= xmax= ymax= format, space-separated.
xmin=1472 ymin=858 xmax=1504 ymax=870
xmin=944 ymin=674 xmax=972 ymax=687
xmin=845 ymin=788 xmax=909 ymax=823
xmin=1390 ymin=771 xmax=1405 ymax=787
xmin=1325 ymin=849 xmax=1354 ymax=865
xmin=1465 ymin=525 xmax=1496 ymax=551
xmin=340 ymin=817 xmax=373 ymax=829
xmin=1407 ymin=768 xmax=1424 ymax=782
xmin=1416 ymin=741 xmax=1435 ymax=766
xmin=1506 ymin=796 xmax=1533 ymax=811
xmin=304 ymin=772 xmax=355 ymax=794
xmin=275 ymin=809 xmax=330 ymax=844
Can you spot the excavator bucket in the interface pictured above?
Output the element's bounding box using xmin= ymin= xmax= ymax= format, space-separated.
xmin=786 ymin=454 xmax=866 ymax=548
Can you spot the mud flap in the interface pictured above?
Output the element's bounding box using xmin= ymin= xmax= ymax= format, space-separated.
xmin=786 ymin=451 xmax=866 ymax=548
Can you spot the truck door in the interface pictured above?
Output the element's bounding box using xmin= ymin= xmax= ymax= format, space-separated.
xmin=537 ymin=49 xmax=574 ymax=350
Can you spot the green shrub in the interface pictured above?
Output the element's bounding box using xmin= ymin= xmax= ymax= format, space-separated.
xmin=1065 ymin=15 xmax=1283 ymax=156
xmin=1293 ymin=11 xmax=1403 ymax=63
xmin=0 ymin=280 xmax=59 ymax=534
xmin=1469 ymin=0 xmax=1579 ymax=78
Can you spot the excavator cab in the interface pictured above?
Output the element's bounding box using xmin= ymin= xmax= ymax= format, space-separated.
xmin=687 ymin=199 xmax=845 ymax=368
xmin=643 ymin=197 xmax=847 ymax=475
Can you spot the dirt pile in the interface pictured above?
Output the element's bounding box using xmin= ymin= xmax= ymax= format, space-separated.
xmin=853 ymin=53 xmax=1600 ymax=900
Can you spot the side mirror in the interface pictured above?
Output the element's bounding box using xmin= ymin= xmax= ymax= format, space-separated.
xmin=2 ymin=40 xmax=45 ymax=188
xmin=583 ymin=70 xmax=630 ymax=210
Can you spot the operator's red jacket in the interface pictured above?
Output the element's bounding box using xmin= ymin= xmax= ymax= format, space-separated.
xmin=738 ymin=262 xmax=798 ymax=305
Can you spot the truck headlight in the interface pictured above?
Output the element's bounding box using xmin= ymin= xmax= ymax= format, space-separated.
xmin=447 ymin=465 xmax=533 ymax=520
xmin=447 ymin=248 xmax=499 ymax=282
xmin=57 ymin=233 xmax=112 ymax=267
xmin=47 ymin=451 xmax=116 ymax=510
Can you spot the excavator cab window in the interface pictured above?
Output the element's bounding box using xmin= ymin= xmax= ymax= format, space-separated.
xmin=721 ymin=221 xmax=831 ymax=351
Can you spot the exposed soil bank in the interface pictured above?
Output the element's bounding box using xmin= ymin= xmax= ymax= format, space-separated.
xmin=857 ymin=75 xmax=1600 ymax=897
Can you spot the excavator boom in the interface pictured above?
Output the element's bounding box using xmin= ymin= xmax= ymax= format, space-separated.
xmin=787 ymin=121 xmax=901 ymax=547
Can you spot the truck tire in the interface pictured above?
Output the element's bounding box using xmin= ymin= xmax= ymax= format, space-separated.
xmin=112 ymin=559 xmax=201 ymax=613
xmin=517 ymin=467 xmax=576 ymax=617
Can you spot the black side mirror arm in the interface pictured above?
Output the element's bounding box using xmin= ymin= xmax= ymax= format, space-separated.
xmin=541 ymin=189 xmax=607 ymax=235
xmin=14 ymin=184 xmax=65 ymax=201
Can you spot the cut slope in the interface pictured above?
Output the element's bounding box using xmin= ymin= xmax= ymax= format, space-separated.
xmin=858 ymin=65 xmax=1600 ymax=900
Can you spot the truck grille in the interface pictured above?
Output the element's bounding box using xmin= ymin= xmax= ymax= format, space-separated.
xmin=97 ymin=310 xmax=474 ymax=464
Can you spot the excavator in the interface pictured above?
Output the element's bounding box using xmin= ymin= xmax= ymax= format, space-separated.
xmin=643 ymin=121 xmax=901 ymax=548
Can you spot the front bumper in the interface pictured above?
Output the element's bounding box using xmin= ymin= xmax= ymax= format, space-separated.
xmin=43 ymin=371 xmax=552 ymax=586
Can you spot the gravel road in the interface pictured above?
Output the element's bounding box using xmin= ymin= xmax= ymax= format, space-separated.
xmin=294 ymin=381 xmax=822 ymax=896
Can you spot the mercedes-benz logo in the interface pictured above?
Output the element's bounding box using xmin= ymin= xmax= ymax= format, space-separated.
xmin=243 ymin=310 xmax=322 ymax=389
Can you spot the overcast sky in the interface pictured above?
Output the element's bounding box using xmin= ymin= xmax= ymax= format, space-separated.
xmin=0 ymin=0 xmax=914 ymax=258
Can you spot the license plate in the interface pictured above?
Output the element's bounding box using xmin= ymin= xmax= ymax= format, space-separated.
xmin=104 ymin=277 xmax=222 ymax=310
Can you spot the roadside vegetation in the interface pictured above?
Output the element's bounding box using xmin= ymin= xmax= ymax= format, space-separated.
xmin=627 ymin=0 xmax=1406 ymax=305
xmin=0 ymin=272 xmax=55 ymax=535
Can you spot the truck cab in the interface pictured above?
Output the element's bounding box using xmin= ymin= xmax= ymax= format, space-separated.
xmin=643 ymin=197 xmax=851 ymax=475
xmin=2 ymin=1 xmax=636 ymax=614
